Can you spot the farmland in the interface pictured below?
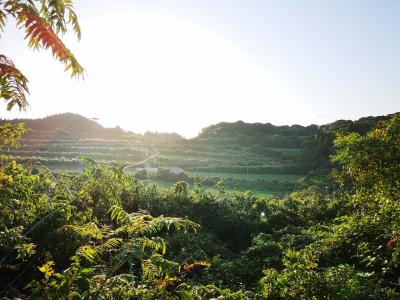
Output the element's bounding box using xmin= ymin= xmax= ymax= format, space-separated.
xmin=2 ymin=113 xmax=393 ymax=197
xmin=0 ymin=113 xmax=318 ymax=196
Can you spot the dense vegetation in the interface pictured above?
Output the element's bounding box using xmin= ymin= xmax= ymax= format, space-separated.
xmin=0 ymin=113 xmax=399 ymax=298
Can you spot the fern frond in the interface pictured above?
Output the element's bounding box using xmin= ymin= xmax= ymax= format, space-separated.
xmin=145 ymin=217 xmax=200 ymax=235
xmin=0 ymin=54 xmax=29 ymax=110
xmin=131 ymin=237 xmax=166 ymax=254
xmin=5 ymin=1 xmax=84 ymax=77
xmin=110 ymin=205 xmax=200 ymax=236
xmin=142 ymin=253 xmax=180 ymax=281
xmin=110 ymin=207 xmax=153 ymax=235
xmin=142 ymin=258 xmax=161 ymax=280
xmin=109 ymin=205 xmax=130 ymax=225
xmin=60 ymin=222 xmax=106 ymax=240
xmin=94 ymin=237 xmax=123 ymax=257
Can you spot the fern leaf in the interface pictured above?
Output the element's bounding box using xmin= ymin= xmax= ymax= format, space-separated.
xmin=109 ymin=205 xmax=129 ymax=225
xmin=142 ymin=253 xmax=180 ymax=280
xmin=141 ymin=259 xmax=160 ymax=280
xmin=145 ymin=217 xmax=200 ymax=235
xmin=94 ymin=238 xmax=123 ymax=257
xmin=60 ymin=222 xmax=105 ymax=240
xmin=131 ymin=237 xmax=166 ymax=253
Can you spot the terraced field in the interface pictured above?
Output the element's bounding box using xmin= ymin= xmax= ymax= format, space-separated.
xmin=1 ymin=113 xmax=318 ymax=195
xmin=189 ymin=172 xmax=305 ymax=183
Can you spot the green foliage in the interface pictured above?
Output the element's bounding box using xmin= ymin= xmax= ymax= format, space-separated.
xmin=0 ymin=158 xmax=215 ymax=299
xmin=1 ymin=115 xmax=400 ymax=298
xmin=258 ymin=115 xmax=400 ymax=299
xmin=0 ymin=55 xmax=29 ymax=110
xmin=0 ymin=122 xmax=26 ymax=151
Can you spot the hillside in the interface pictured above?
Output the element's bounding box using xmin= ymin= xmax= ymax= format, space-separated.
xmin=1 ymin=112 xmax=397 ymax=195
xmin=0 ymin=113 xmax=102 ymax=132
xmin=0 ymin=113 xmax=129 ymax=139
xmin=1 ymin=113 xmax=314 ymax=170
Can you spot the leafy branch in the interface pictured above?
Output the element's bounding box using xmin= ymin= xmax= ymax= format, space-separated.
xmin=0 ymin=0 xmax=84 ymax=111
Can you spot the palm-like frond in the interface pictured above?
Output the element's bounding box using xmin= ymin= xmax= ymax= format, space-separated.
xmin=0 ymin=54 xmax=29 ymax=110
xmin=142 ymin=258 xmax=162 ymax=280
xmin=142 ymin=253 xmax=180 ymax=281
xmin=131 ymin=237 xmax=166 ymax=254
xmin=4 ymin=1 xmax=84 ymax=77
xmin=60 ymin=222 xmax=111 ymax=240
xmin=94 ymin=238 xmax=123 ymax=258
xmin=109 ymin=205 xmax=200 ymax=236
xmin=147 ymin=217 xmax=200 ymax=234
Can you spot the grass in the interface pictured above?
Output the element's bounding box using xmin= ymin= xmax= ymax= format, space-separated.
xmin=143 ymin=179 xmax=276 ymax=198
xmin=189 ymin=171 xmax=304 ymax=183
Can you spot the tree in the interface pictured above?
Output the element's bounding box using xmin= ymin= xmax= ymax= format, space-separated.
xmin=258 ymin=115 xmax=400 ymax=299
xmin=0 ymin=0 xmax=84 ymax=111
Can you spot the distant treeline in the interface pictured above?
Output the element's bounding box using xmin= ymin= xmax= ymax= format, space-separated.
xmin=197 ymin=120 xmax=319 ymax=138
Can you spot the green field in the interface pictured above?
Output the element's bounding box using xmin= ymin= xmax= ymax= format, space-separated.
xmin=189 ymin=171 xmax=304 ymax=183
xmin=143 ymin=179 xmax=276 ymax=197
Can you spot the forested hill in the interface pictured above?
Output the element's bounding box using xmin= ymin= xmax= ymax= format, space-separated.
xmin=0 ymin=113 xmax=102 ymax=132
xmin=0 ymin=113 xmax=128 ymax=138
xmin=320 ymin=114 xmax=396 ymax=134
xmin=196 ymin=121 xmax=319 ymax=149
xmin=199 ymin=114 xmax=398 ymax=138
xmin=1 ymin=112 xmax=396 ymax=141
xmin=198 ymin=121 xmax=319 ymax=138
xmin=310 ymin=113 xmax=399 ymax=172
xmin=1 ymin=112 xmax=398 ymax=177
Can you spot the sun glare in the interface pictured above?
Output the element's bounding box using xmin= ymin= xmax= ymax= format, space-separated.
xmin=71 ymin=12 xmax=310 ymax=137
xmin=2 ymin=10 xmax=312 ymax=137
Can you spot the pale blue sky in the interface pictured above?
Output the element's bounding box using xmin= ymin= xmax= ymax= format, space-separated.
xmin=1 ymin=0 xmax=399 ymax=136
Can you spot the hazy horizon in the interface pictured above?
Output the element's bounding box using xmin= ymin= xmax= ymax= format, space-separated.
xmin=2 ymin=110 xmax=398 ymax=138
xmin=1 ymin=0 xmax=400 ymax=137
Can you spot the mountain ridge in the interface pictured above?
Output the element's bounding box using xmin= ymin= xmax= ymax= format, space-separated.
xmin=2 ymin=112 xmax=398 ymax=139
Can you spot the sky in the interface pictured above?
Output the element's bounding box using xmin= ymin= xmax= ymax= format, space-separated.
xmin=1 ymin=0 xmax=400 ymax=137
